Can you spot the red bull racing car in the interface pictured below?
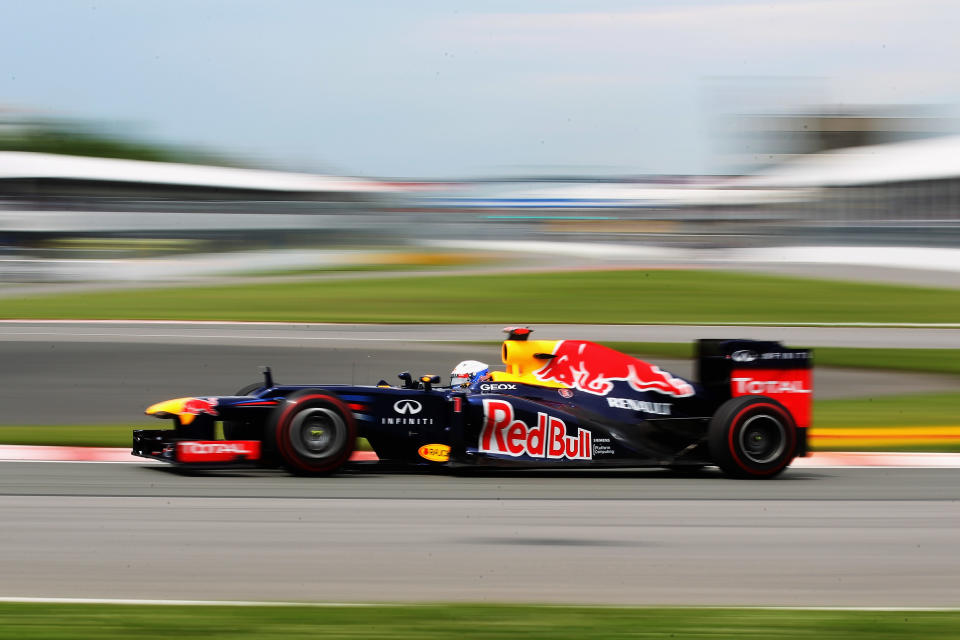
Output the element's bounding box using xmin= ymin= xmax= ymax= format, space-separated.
xmin=133 ymin=327 xmax=813 ymax=478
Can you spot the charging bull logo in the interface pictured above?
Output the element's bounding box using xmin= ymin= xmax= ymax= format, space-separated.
xmin=479 ymin=399 xmax=591 ymax=461
xmin=534 ymin=340 xmax=694 ymax=397
xmin=182 ymin=397 xmax=219 ymax=417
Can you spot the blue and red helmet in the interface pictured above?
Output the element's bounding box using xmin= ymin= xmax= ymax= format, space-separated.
xmin=450 ymin=360 xmax=490 ymax=388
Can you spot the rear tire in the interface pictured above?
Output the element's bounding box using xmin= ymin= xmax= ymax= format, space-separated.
xmin=267 ymin=390 xmax=356 ymax=476
xmin=708 ymin=395 xmax=797 ymax=479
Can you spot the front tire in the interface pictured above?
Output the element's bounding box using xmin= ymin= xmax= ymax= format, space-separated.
xmin=708 ymin=395 xmax=797 ymax=479
xmin=267 ymin=390 xmax=356 ymax=476
xmin=233 ymin=382 xmax=264 ymax=397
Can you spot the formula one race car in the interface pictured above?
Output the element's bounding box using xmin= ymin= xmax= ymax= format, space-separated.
xmin=133 ymin=327 xmax=813 ymax=478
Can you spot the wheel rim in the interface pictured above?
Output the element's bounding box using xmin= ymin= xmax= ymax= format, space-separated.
xmin=738 ymin=414 xmax=787 ymax=465
xmin=288 ymin=407 xmax=347 ymax=461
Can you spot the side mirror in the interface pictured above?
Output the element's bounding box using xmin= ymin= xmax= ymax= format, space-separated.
xmin=419 ymin=374 xmax=441 ymax=392
xmin=261 ymin=366 xmax=274 ymax=388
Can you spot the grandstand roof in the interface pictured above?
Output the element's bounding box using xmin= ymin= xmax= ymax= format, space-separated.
xmin=740 ymin=135 xmax=960 ymax=188
xmin=0 ymin=151 xmax=387 ymax=193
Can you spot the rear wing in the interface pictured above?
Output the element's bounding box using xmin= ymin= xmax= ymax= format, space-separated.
xmin=697 ymin=339 xmax=813 ymax=429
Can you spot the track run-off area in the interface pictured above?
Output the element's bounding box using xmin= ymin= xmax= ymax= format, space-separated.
xmin=1 ymin=320 xmax=958 ymax=607
xmin=1 ymin=462 xmax=959 ymax=606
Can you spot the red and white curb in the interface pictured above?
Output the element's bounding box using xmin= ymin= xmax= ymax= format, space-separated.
xmin=1 ymin=445 xmax=959 ymax=468
xmin=792 ymin=451 xmax=960 ymax=468
xmin=0 ymin=445 xmax=140 ymax=463
xmin=0 ymin=445 xmax=378 ymax=464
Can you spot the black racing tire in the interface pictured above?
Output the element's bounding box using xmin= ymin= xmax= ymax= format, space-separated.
xmin=267 ymin=390 xmax=356 ymax=476
xmin=234 ymin=382 xmax=264 ymax=396
xmin=708 ymin=395 xmax=798 ymax=479
xmin=222 ymin=382 xmax=266 ymax=441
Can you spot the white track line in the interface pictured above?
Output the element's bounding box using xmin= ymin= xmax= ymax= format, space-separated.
xmin=0 ymin=597 xmax=385 ymax=606
xmin=3 ymin=446 xmax=960 ymax=468
xmin=1 ymin=597 xmax=959 ymax=611
xmin=0 ymin=331 xmax=447 ymax=341
xmin=2 ymin=320 xmax=960 ymax=328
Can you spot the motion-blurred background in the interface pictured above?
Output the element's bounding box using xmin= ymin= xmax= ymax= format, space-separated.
xmin=3 ymin=1 xmax=960 ymax=282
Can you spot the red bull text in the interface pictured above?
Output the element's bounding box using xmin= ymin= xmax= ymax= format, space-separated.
xmin=534 ymin=340 xmax=694 ymax=397
xmin=479 ymin=399 xmax=592 ymax=460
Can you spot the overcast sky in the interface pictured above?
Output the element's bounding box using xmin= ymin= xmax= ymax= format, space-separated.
xmin=3 ymin=0 xmax=959 ymax=177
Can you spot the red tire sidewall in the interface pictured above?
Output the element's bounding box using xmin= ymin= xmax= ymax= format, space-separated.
xmin=274 ymin=393 xmax=356 ymax=473
xmin=726 ymin=401 xmax=797 ymax=477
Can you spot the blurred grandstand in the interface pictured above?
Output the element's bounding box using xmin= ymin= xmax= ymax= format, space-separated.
xmin=2 ymin=105 xmax=959 ymax=281
xmin=412 ymin=106 xmax=960 ymax=248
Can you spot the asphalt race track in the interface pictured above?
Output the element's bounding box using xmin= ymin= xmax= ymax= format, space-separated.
xmin=1 ymin=321 xmax=959 ymax=606
xmin=0 ymin=341 xmax=483 ymax=424
xmin=0 ymin=341 xmax=955 ymax=424
xmin=1 ymin=462 xmax=959 ymax=606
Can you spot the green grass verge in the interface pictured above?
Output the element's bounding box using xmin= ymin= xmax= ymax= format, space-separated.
xmin=607 ymin=343 xmax=960 ymax=377
xmin=809 ymin=348 xmax=960 ymax=376
xmin=1 ymin=603 xmax=959 ymax=640
xmin=0 ymin=425 xmax=133 ymax=448
xmin=814 ymin=392 xmax=960 ymax=428
xmin=3 ymin=270 xmax=960 ymax=323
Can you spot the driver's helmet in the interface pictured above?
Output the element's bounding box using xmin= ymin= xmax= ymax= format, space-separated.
xmin=450 ymin=360 xmax=490 ymax=388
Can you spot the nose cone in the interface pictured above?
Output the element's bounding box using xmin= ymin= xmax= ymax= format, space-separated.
xmin=145 ymin=397 xmax=218 ymax=425
xmin=145 ymin=397 xmax=189 ymax=417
